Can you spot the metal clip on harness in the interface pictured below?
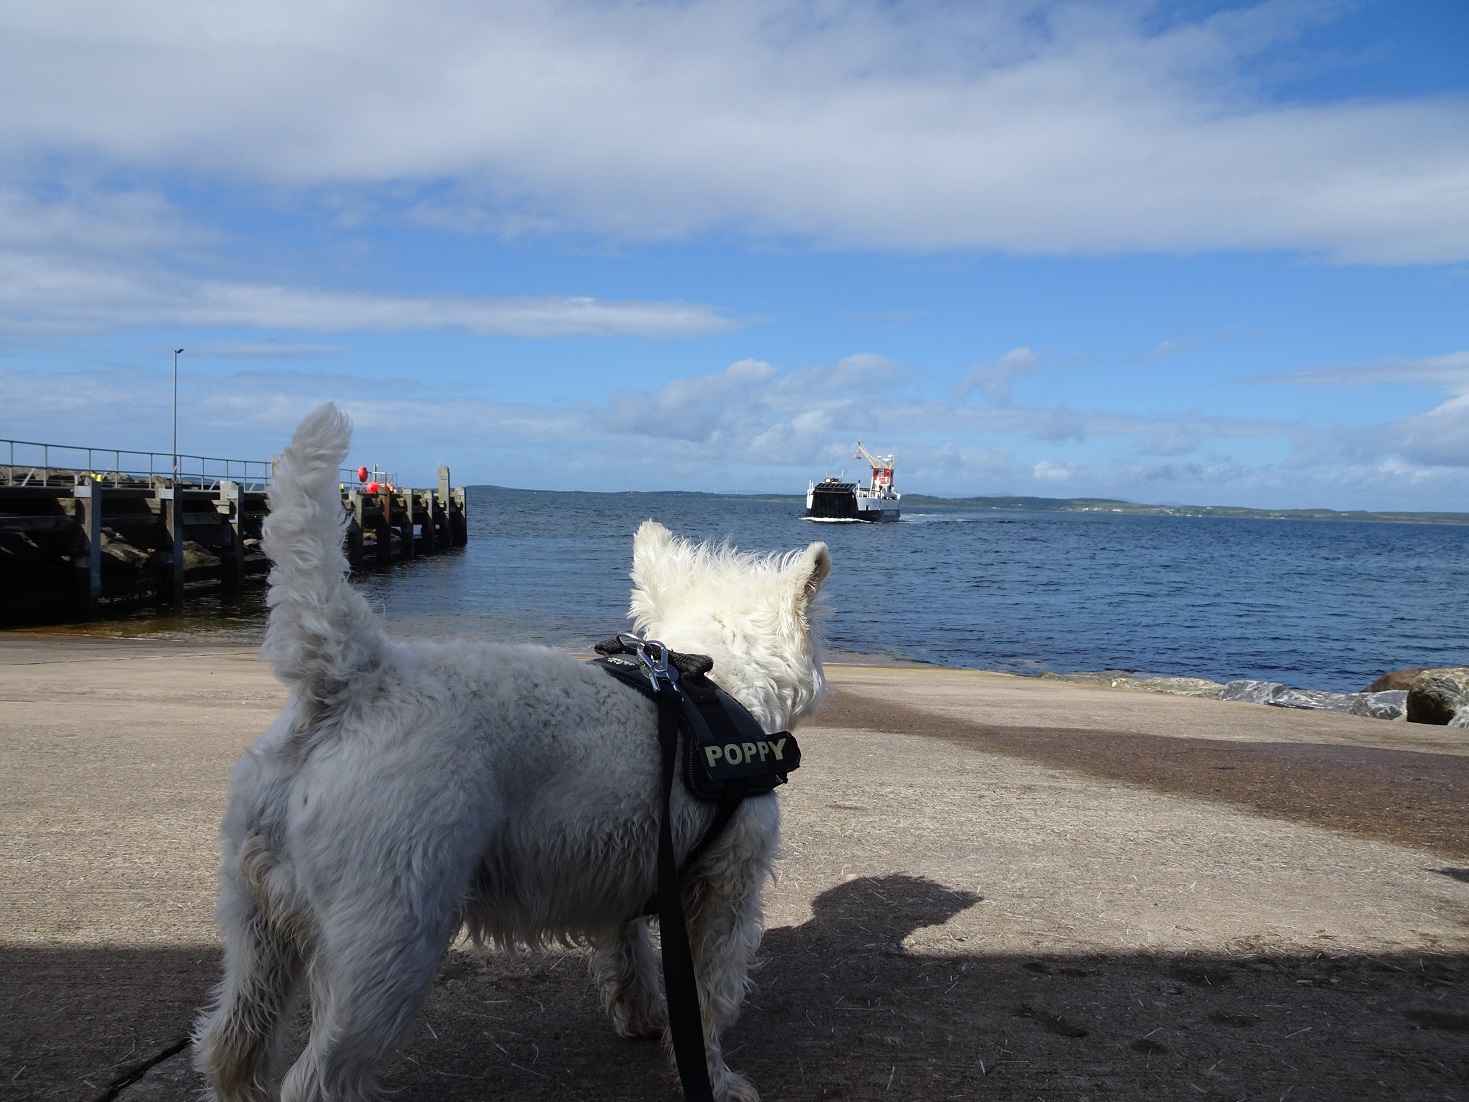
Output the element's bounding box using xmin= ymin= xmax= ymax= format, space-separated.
xmin=617 ymin=632 xmax=677 ymax=693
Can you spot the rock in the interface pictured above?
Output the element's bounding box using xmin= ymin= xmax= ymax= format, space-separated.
xmin=0 ymin=530 xmax=43 ymax=561
xmin=182 ymin=539 xmax=220 ymax=569
xmin=101 ymin=533 xmax=150 ymax=568
xmin=1268 ymin=688 xmax=1358 ymax=713
xmin=1449 ymin=706 xmax=1469 ymax=729
xmin=1406 ymin=670 xmax=1469 ymax=725
xmin=1219 ymin=680 xmax=1286 ymax=705
xmin=1223 ymin=682 xmax=1409 ymax=722
xmin=1037 ymin=671 xmax=1225 ymax=697
xmin=1036 ymin=671 xmax=1135 ymax=686
xmin=1350 ymin=690 xmax=1408 ymax=721
xmin=1364 ymin=668 xmax=1428 ymax=693
xmin=1114 ymin=676 xmax=1226 ymax=698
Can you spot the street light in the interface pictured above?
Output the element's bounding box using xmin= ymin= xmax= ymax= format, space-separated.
xmin=172 ymin=348 xmax=184 ymax=483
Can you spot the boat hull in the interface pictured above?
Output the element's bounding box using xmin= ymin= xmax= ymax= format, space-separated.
xmin=805 ymin=485 xmax=900 ymax=522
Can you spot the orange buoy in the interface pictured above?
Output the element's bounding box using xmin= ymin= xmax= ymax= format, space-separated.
xmin=366 ymin=481 xmax=381 ymax=493
xmin=357 ymin=466 xmax=369 ymax=482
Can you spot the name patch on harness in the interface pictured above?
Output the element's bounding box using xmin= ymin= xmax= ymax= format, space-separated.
xmin=590 ymin=643 xmax=801 ymax=801
xmin=703 ymin=737 xmax=791 ymax=777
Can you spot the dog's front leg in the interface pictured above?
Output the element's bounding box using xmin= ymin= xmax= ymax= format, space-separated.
xmin=590 ymin=918 xmax=668 ymax=1040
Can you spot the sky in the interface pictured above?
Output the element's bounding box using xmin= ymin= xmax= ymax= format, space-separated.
xmin=1 ymin=0 xmax=1467 ymax=510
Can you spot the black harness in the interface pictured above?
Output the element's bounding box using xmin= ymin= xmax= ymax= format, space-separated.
xmin=591 ymin=634 xmax=801 ymax=1102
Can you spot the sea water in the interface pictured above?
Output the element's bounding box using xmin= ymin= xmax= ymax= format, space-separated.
xmin=63 ymin=487 xmax=1469 ymax=693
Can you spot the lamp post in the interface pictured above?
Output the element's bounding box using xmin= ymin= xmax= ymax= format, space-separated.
xmin=172 ymin=347 xmax=184 ymax=483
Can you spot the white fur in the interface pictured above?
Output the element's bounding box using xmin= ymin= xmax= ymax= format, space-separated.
xmin=193 ymin=403 xmax=830 ymax=1102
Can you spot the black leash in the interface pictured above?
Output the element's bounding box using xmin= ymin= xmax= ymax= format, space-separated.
xmin=644 ymin=644 xmax=716 ymax=1102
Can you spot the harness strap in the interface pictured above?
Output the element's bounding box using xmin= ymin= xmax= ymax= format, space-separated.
xmin=680 ymin=779 xmax=749 ymax=878
xmin=640 ymin=776 xmax=749 ymax=919
xmin=680 ymin=689 xmax=756 ymax=869
xmin=634 ymin=687 xmax=755 ymax=918
xmin=653 ymin=682 xmax=716 ymax=1102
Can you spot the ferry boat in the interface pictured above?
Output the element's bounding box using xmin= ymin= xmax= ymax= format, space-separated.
xmin=805 ymin=443 xmax=901 ymax=522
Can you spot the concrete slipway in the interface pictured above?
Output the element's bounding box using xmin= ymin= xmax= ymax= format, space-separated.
xmin=2 ymin=637 xmax=1466 ymax=1101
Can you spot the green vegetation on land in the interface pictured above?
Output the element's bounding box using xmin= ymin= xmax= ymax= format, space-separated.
xmin=476 ymin=485 xmax=1467 ymax=524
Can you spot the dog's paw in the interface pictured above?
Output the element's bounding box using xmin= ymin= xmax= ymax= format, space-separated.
xmin=607 ymin=995 xmax=667 ymax=1041
xmin=717 ymin=1069 xmax=760 ymax=1102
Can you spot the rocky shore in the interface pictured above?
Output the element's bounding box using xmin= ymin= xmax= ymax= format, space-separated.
xmin=1037 ymin=665 xmax=1469 ymax=727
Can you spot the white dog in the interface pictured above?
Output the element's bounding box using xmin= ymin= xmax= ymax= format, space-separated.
xmin=193 ymin=404 xmax=830 ymax=1102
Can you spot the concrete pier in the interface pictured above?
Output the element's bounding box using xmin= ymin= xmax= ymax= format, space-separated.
xmin=0 ymin=456 xmax=468 ymax=620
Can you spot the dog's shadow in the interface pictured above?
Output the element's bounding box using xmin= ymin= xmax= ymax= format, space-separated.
xmin=385 ymin=874 xmax=977 ymax=1102
xmin=9 ymin=874 xmax=1465 ymax=1101
xmin=387 ymin=872 xmax=1468 ymax=1101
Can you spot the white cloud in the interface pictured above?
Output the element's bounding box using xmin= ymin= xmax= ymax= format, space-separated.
xmin=6 ymin=352 xmax=1465 ymax=508
xmin=1379 ymin=392 xmax=1469 ymax=469
xmin=1257 ymin=351 xmax=1469 ymax=390
xmin=0 ymin=188 xmax=203 ymax=253
xmin=826 ymin=353 xmax=907 ymax=391
xmin=0 ymin=187 xmax=737 ymax=337
xmin=957 ymin=346 xmax=1040 ymax=404
xmin=0 ymin=251 xmax=737 ymax=337
xmin=604 ymin=358 xmax=780 ymax=442
xmin=0 ymin=1 xmax=1464 ymax=261
xmin=1032 ymin=459 xmax=1078 ymax=482
xmin=1252 ymin=350 xmax=1469 ymax=471
xmin=1376 ymin=457 xmax=1447 ymax=485
xmin=190 ymin=342 xmax=339 ymax=359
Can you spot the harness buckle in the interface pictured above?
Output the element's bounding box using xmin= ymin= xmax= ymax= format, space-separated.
xmin=617 ymin=632 xmax=678 ymax=693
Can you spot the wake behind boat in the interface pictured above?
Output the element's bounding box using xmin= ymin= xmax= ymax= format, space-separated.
xmin=805 ymin=443 xmax=901 ymax=522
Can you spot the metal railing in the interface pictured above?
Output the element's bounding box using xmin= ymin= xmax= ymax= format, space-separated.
xmin=343 ymin=464 xmax=401 ymax=491
xmin=1 ymin=438 xmax=414 ymax=497
xmin=2 ymin=438 xmax=272 ymax=492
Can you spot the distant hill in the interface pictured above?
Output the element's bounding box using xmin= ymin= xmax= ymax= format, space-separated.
xmin=474 ymin=484 xmax=1467 ymax=524
xmin=899 ymin=494 xmax=1469 ymax=526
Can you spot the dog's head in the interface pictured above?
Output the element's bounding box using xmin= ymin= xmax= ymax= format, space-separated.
xmin=629 ymin=520 xmax=830 ymax=731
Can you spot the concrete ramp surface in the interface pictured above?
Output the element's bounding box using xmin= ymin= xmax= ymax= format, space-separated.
xmin=2 ymin=640 xmax=1465 ymax=1100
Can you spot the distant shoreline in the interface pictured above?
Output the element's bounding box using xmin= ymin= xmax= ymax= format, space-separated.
xmin=470 ymin=485 xmax=1469 ymax=526
xmin=900 ymin=494 xmax=1469 ymax=526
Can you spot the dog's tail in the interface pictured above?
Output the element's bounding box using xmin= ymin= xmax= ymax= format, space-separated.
xmin=261 ymin=403 xmax=387 ymax=699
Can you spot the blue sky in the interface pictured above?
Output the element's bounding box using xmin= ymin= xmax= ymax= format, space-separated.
xmin=1 ymin=0 xmax=1467 ymax=509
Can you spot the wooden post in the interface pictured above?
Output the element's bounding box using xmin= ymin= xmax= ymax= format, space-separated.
xmin=426 ymin=489 xmax=443 ymax=550
xmin=438 ymin=468 xmax=453 ymax=551
xmin=219 ymin=480 xmax=244 ymax=591
xmin=376 ymin=487 xmax=393 ymax=565
xmin=346 ymin=488 xmax=364 ymax=566
xmin=159 ymin=486 xmax=185 ymax=602
xmin=400 ymin=487 xmax=416 ymax=559
xmin=76 ymin=482 xmax=103 ymax=613
xmin=417 ymin=490 xmax=434 ymax=552
xmin=452 ymin=486 xmax=468 ymax=546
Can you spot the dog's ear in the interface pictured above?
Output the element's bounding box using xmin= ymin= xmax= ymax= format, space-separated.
xmin=793 ymin=541 xmax=831 ymax=606
xmin=632 ymin=520 xmax=673 ymax=570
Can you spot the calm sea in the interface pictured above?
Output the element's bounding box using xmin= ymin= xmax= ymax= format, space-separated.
xmin=64 ymin=487 xmax=1469 ymax=693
